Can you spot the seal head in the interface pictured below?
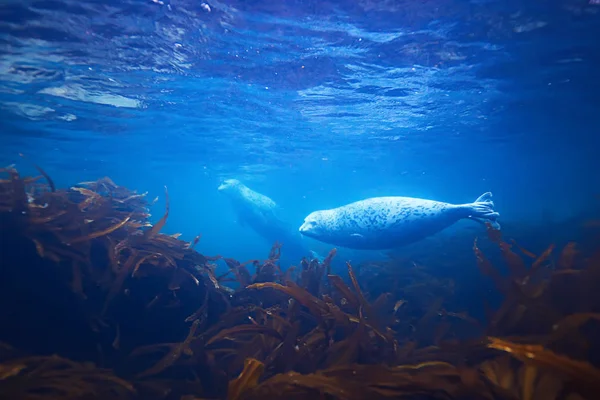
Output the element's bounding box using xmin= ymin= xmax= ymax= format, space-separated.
xmin=218 ymin=178 xmax=241 ymax=192
xmin=299 ymin=210 xmax=336 ymax=241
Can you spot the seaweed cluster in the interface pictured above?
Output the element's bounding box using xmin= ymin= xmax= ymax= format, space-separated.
xmin=1 ymin=163 xmax=600 ymax=399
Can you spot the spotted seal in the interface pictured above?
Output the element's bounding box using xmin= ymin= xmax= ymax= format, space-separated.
xmin=218 ymin=179 xmax=320 ymax=260
xmin=298 ymin=192 xmax=500 ymax=250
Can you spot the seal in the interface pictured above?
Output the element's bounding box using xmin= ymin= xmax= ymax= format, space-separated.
xmin=218 ymin=179 xmax=319 ymax=260
xmin=298 ymin=192 xmax=500 ymax=250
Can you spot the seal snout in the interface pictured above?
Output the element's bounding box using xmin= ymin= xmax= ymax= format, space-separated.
xmin=218 ymin=178 xmax=239 ymax=192
xmin=298 ymin=222 xmax=307 ymax=233
xmin=299 ymin=219 xmax=315 ymax=236
xmin=299 ymin=219 xmax=315 ymax=235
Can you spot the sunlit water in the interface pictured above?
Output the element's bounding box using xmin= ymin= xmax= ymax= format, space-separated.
xmin=1 ymin=0 xmax=599 ymax=267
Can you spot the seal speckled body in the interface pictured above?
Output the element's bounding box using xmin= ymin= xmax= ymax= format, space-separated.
xmin=299 ymin=192 xmax=500 ymax=250
xmin=218 ymin=179 xmax=318 ymax=259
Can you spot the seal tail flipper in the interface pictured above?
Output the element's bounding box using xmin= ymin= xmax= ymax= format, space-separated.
xmin=466 ymin=191 xmax=501 ymax=230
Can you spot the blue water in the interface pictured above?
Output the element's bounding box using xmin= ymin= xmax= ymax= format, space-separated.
xmin=1 ymin=0 xmax=599 ymax=270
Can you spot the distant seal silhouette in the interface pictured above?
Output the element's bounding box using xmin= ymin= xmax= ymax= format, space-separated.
xmin=298 ymin=192 xmax=500 ymax=250
xmin=218 ymin=179 xmax=320 ymax=260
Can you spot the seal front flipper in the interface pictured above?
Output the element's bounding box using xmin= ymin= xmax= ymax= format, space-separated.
xmin=260 ymin=206 xmax=285 ymax=228
xmin=350 ymin=233 xmax=367 ymax=245
xmin=270 ymin=204 xmax=287 ymax=224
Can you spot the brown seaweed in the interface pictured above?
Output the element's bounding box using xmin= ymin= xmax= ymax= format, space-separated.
xmin=0 ymin=354 xmax=135 ymax=399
